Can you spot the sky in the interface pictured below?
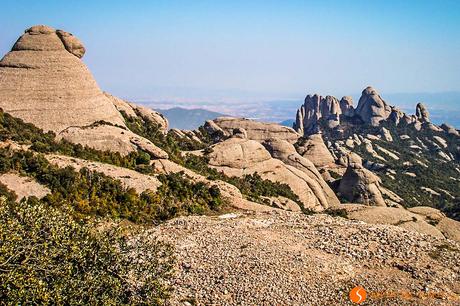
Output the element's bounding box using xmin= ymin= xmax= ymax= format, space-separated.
xmin=1 ymin=0 xmax=460 ymax=102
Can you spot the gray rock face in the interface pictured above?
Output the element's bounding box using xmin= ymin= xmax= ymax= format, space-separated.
xmin=339 ymin=96 xmax=354 ymax=117
xmin=441 ymin=123 xmax=459 ymax=136
xmin=296 ymin=134 xmax=335 ymax=168
xmin=338 ymin=162 xmax=386 ymax=206
xmin=293 ymin=94 xmax=344 ymax=135
xmin=211 ymin=117 xmax=300 ymax=144
xmin=415 ymin=103 xmax=430 ymax=123
xmin=207 ymin=137 xmax=338 ymax=211
xmin=0 ymin=25 xmax=168 ymax=158
xmin=0 ymin=25 xmax=126 ymax=133
xmin=355 ymin=86 xmax=392 ymax=126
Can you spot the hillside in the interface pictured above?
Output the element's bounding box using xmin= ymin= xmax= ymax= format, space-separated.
xmin=1 ymin=25 xmax=460 ymax=305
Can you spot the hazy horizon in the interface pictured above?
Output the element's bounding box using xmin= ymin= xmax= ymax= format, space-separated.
xmin=1 ymin=0 xmax=460 ymax=103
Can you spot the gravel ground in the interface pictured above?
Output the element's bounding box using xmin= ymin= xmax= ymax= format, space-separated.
xmin=149 ymin=210 xmax=460 ymax=305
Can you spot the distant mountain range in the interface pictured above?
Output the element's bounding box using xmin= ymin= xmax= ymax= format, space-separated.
xmin=156 ymin=107 xmax=226 ymax=130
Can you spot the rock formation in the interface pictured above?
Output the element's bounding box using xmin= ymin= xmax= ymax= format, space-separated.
xmin=207 ymin=136 xmax=339 ymax=211
xmin=0 ymin=25 xmax=166 ymax=158
xmin=262 ymin=138 xmax=340 ymax=207
xmin=339 ymin=96 xmax=354 ymax=116
xmin=292 ymin=94 xmax=344 ymax=134
xmin=355 ymin=86 xmax=392 ymax=126
xmin=209 ymin=117 xmax=300 ymax=144
xmin=338 ymin=158 xmax=386 ymax=206
xmin=296 ymin=134 xmax=335 ymax=168
xmin=415 ymin=102 xmax=430 ymax=122
xmin=0 ymin=25 xmax=125 ymax=132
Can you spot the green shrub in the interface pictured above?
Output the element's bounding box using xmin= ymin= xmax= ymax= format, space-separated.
xmin=0 ymin=148 xmax=223 ymax=224
xmin=0 ymin=196 xmax=174 ymax=305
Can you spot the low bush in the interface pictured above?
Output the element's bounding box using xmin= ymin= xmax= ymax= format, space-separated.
xmin=0 ymin=195 xmax=174 ymax=305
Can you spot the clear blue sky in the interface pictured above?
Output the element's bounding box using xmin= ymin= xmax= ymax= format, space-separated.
xmin=1 ymin=0 xmax=459 ymax=101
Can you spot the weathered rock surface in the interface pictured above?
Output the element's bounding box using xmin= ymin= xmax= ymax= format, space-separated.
xmin=0 ymin=172 xmax=50 ymax=201
xmin=212 ymin=117 xmax=300 ymax=144
xmin=416 ymin=102 xmax=430 ymax=123
xmin=355 ymin=86 xmax=392 ymax=126
xmin=57 ymin=124 xmax=168 ymax=158
xmin=339 ymin=96 xmax=354 ymax=117
xmin=338 ymin=162 xmax=386 ymax=206
xmin=293 ymin=94 xmax=343 ymax=134
xmin=0 ymin=25 xmax=169 ymax=159
xmin=152 ymin=210 xmax=460 ymax=305
xmin=343 ymin=204 xmax=460 ymax=242
xmin=263 ymin=138 xmax=340 ymax=207
xmin=296 ymin=133 xmax=335 ymax=168
xmin=207 ymin=137 xmax=337 ymax=211
xmin=0 ymin=25 xmax=125 ymax=132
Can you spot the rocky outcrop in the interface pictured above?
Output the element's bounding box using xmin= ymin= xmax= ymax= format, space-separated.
xmin=0 ymin=172 xmax=50 ymax=201
xmin=46 ymin=154 xmax=162 ymax=193
xmin=339 ymin=96 xmax=354 ymax=117
xmin=441 ymin=123 xmax=459 ymax=136
xmin=296 ymin=134 xmax=335 ymax=168
xmin=207 ymin=137 xmax=338 ymax=211
xmin=57 ymin=124 xmax=168 ymax=159
xmin=150 ymin=158 xmax=274 ymax=212
xmin=262 ymin=138 xmax=340 ymax=207
xmin=211 ymin=117 xmax=300 ymax=144
xmin=415 ymin=103 xmax=430 ymax=123
xmin=0 ymin=25 xmax=168 ymax=158
xmin=341 ymin=204 xmax=460 ymax=242
xmin=105 ymin=93 xmax=169 ymax=133
xmin=338 ymin=160 xmax=386 ymax=206
xmin=0 ymin=25 xmax=125 ymax=132
xmin=355 ymin=86 xmax=392 ymax=126
xmin=293 ymin=95 xmax=344 ymax=134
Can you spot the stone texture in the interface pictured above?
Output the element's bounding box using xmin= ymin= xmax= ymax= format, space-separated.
xmin=262 ymin=138 xmax=340 ymax=207
xmin=296 ymin=134 xmax=335 ymax=168
xmin=338 ymin=162 xmax=386 ymax=206
xmin=153 ymin=210 xmax=460 ymax=305
xmin=293 ymin=94 xmax=343 ymax=135
xmin=0 ymin=25 xmax=126 ymax=133
xmin=339 ymin=96 xmax=354 ymax=117
xmin=212 ymin=117 xmax=300 ymax=144
xmin=0 ymin=172 xmax=50 ymax=201
xmin=416 ymin=102 xmax=430 ymax=123
xmin=355 ymin=86 xmax=392 ymax=126
xmin=57 ymin=124 xmax=168 ymax=158
xmin=207 ymin=137 xmax=337 ymax=211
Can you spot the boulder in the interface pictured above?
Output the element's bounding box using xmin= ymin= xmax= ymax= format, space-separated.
xmin=355 ymin=86 xmax=392 ymax=126
xmin=441 ymin=124 xmax=459 ymax=136
xmin=415 ymin=103 xmax=430 ymax=123
xmin=207 ymin=137 xmax=337 ymax=211
xmin=296 ymin=134 xmax=335 ymax=168
xmin=338 ymin=162 xmax=386 ymax=206
xmin=0 ymin=172 xmax=50 ymax=201
xmin=343 ymin=205 xmax=445 ymax=239
xmin=380 ymin=127 xmax=393 ymax=142
xmin=212 ymin=117 xmax=300 ymax=143
xmin=0 ymin=25 xmax=125 ymax=132
xmin=0 ymin=25 xmax=166 ymax=158
xmin=57 ymin=124 xmax=168 ymax=159
xmin=339 ymin=96 xmax=354 ymax=117
xmin=262 ymin=138 xmax=340 ymax=207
